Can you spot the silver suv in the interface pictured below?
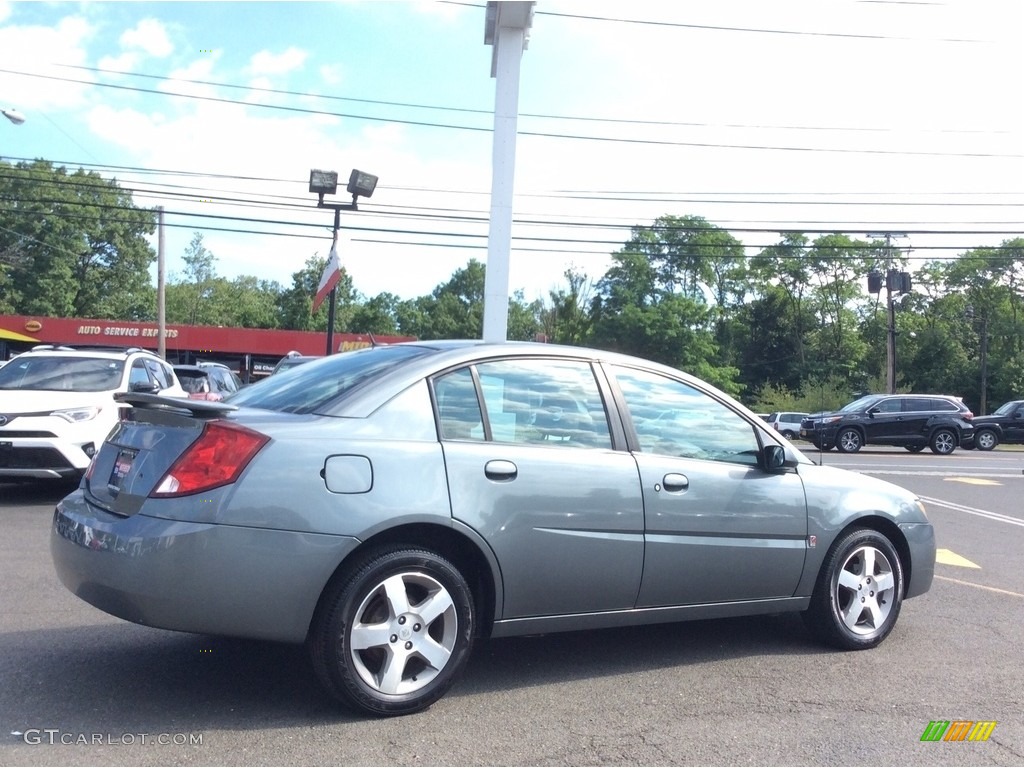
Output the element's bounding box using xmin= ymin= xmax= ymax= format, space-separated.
xmin=0 ymin=345 xmax=186 ymax=480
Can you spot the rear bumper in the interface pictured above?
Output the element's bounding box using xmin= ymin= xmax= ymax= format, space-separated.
xmin=51 ymin=489 xmax=360 ymax=643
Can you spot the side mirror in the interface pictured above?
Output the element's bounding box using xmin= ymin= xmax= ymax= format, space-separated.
xmin=762 ymin=444 xmax=786 ymax=471
xmin=866 ymin=407 xmax=879 ymax=418
xmin=130 ymin=380 xmax=159 ymax=394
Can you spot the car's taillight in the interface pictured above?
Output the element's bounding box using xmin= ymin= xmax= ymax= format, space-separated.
xmin=151 ymin=420 xmax=269 ymax=497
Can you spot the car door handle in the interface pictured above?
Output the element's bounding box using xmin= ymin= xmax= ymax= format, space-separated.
xmin=662 ymin=473 xmax=689 ymax=492
xmin=484 ymin=460 xmax=518 ymax=482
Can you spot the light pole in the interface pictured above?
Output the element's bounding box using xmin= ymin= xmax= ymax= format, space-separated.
xmin=308 ymin=168 xmax=378 ymax=355
xmin=867 ymin=233 xmax=910 ymax=394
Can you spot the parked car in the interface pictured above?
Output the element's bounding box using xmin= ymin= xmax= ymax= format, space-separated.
xmin=766 ymin=411 xmax=810 ymax=439
xmin=800 ymin=393 xmax=973 ymax=454
xmin=174 ymin=363 xmax=243 ymax=401
xmin=962 ymin=399 xmax=1024 ymax=450
xmin=52 ymin=341 xmax=935 ymax=716
xmin=271 ymin=351 xmax=321 ymax=375
xmin=0 ymin=345 xmax=187 ymax=480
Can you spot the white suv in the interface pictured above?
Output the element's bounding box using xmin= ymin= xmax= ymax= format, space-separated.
xmin=0 ymin=345 xmax=187 ymax=480
xmin=766 ymin=411 xmax=810 ymax=440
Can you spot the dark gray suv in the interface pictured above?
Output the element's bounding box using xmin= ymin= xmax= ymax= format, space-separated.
xmin=800 ymin=394 xmax=974 ymax=454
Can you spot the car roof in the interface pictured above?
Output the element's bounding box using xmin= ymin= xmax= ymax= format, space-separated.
xmin=21 ymin=345 xmax=162 ymax=360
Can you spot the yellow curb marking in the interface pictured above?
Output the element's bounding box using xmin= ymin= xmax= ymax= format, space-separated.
xmin=936 ymin=548 xmax=980 ymax=568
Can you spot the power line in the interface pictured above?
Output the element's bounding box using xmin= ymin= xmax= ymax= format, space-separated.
xmin=444 ymin=1 xmax=985 ymax=42
xmin=2 ymin=68 xmax=1018 ymax=158
xmin=60 ymin=63 xmax=1005 ymax=137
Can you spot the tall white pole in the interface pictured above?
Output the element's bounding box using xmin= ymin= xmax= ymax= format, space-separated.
xmin=483 ymin=2 xmax=533 ymax=343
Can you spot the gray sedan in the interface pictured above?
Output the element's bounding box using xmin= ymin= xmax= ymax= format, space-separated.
xmin=51 ymin=341 xmax=935 ymax=716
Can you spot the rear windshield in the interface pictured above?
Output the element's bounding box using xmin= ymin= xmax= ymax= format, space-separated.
xmin=227 ymin=345 xmax=430 ymax=414
xmin=0 ymin=355 xmax=124 ymax=392
xmin=176 ymin=371 xmax=210 ymax=394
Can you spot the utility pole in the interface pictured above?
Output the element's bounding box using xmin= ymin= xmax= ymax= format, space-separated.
xmin=867 ymin=232 xmax=908 ymax=394
xmin=157 ymin=206 xmax=166 ymax=359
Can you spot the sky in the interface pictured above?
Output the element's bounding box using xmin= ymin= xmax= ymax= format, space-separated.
xmin=1 ymin=0 xmax=1022 ymax=305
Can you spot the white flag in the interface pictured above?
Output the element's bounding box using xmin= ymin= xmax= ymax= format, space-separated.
xmin=312 ymin=241 xmax=342 ymax=313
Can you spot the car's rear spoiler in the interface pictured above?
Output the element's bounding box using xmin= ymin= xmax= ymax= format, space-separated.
xmin=114 ymin=392 xmax=237 ymax=416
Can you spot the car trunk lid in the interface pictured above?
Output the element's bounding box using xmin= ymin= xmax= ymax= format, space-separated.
xmin=84 ymin=393 xmax=238 ymax=516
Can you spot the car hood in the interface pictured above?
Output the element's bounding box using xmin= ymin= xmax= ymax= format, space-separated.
xmin=0 ymin=389 xmax=117 ymax=414
xmin=970 ymin=415 xmax=1002 ymax=425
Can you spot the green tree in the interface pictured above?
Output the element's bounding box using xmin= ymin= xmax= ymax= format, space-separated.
xmin=277 ymin=253 xmax=358 ymax=332
xmin=540 ymin=268 xmax=594 ymax=346
xmin=0 ymin=159 xmax=156 ymax=318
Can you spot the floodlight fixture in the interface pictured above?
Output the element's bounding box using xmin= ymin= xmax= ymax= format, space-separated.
xmin=346 ymin=169 xmax=378 ymax=199
xmin=309 ymin=169 xmax=339 ymax=196
xmin=2 ymin=108 xmax=25 ymax=125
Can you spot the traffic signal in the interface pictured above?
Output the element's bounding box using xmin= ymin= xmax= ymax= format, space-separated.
xmin=868 ymin=271 xmax=883 ymax=293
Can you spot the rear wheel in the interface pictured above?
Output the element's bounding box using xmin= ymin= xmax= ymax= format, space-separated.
xmin=804 ymin=528 xmax=904 ymax=650
xmin=929 ymin=428 xmax=957 ymax=455
xmin=974 ymin=429 xmax=998 ymax=451
xmin=309 ymin=547 xmax=475 ymax=717
xmin=836 ymin=428 xmax=862 ymax=453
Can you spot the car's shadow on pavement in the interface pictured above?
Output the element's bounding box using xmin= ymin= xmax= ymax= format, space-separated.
xmin=1 ymin=613 xmax=820 ymax=730
xmin=0 ymin=480 xmax=79 ymax=507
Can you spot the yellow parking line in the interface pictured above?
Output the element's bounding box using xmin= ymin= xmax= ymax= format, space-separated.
xmin=935 ymin=548 xmax=980 ymax=568
xmin=944 ymin=477 xmax=1002 ymax=486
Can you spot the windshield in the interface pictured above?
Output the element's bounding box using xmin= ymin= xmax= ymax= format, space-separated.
xmin=838 ymin=395 xmax=882 ymax=413
xmin=0 ymin=356 xmax=125 ymax=392
xmin=992 ymin=400 xmax=1021 ymax=416
xmin=227 ymin=345 xmax=431 ymax=413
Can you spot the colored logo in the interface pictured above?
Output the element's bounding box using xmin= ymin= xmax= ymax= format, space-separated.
xmin=24 ymin=320 xmax=42 ymax=332
xmin=921 ymin=721 xmax=997 ymax=742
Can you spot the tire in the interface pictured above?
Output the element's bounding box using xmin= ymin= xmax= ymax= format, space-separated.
xmin=974 ymin=429 xmax=998 ymax=451
xmin=804 ymin=528 xmax=905 ymax=650
xmin=836 ymin=428 xmax=863 ymax=453
xmin=904 ymin=445 xmax=925 ymax=453
xmin=309 ymin=546 xmax=475 ymax=717
xmin=781 ymin=429 xmax=797 ymax=439
xmin=929 ymin=428 xmax=957 ymax=455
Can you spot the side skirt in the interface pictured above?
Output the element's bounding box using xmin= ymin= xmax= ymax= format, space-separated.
xmin=490 ymin=596 xmax=812 ymax=638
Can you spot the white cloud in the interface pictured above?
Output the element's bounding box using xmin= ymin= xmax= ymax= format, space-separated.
xmin=0 ymin=15 xmax=95 ymax=111
xmin=319 ymin=64 xmax=345 ymax=86
xmin=97 ymin=52 xmax=140 ymax=75
xmin=120 ymin=18 xmax=173 ymax=58
xmin=248 ymin=47 xmax=307 ymax=76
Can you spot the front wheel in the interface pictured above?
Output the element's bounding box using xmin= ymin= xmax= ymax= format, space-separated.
xmin=309 ymin=547 xmax=475 ymax=717
xmin=804 ymin=528 xmax=905 ymax=650
xmin=930 ymin=428 xmax=957 ymax=455
xmin=974 ymin=429 xmax=999 ymax=451
xmin=836 ymin=428 xmax=863 ymax=453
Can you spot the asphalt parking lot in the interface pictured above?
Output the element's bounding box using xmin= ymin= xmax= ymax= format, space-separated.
xmin=1 ymin=447 xmax=1022 ymax=766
